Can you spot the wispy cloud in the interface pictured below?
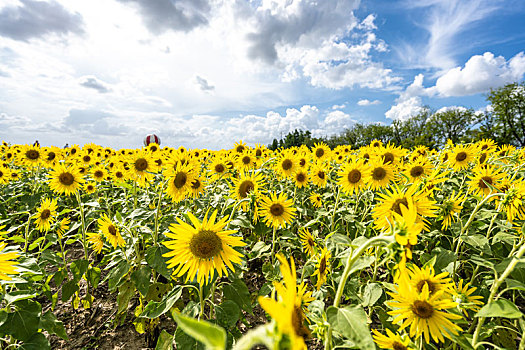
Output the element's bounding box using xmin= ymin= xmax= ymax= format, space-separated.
xmin=399 ymin=0 xmax=502 ymax=70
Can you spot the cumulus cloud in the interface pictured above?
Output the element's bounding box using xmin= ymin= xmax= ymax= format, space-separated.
xmin=435 ymin=106 xmax=467 ymax=114
xmin=0 ymin=0 xmax=84 ymax=41
xmin=385 ymin=74 xmax=426 ymax=121
xmin=428 ymin=52 xmax=525 ymax=96
xmin=116 ymin=0 xmax=211 ymax=34
xmin=79 ymin=76 xmax=111 ymax=93
xmin=357 ymin=99 xmax=381 ymax=106
xmin=194 ymin=75 xmax=215 ymax=92
xmin=332 ymin=103 xmax=347 ymax=110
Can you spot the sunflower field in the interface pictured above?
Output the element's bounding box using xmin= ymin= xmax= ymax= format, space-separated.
xmin=0 ymin=139 xmax=525 ymax=350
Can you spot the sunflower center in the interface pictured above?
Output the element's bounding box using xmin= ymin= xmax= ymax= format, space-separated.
xmin=383 ymin=152 xmax=394 ymax=164
xmin=83 ymin=155 xmax=91 ymax=162
xmin=242 ymin=156 xmax=251 ymax=165
xmin=456 ymin=152 xmax=467 ymax=162
xmin=411 ymin=300 xmax=434 ymax=319
xmin=255 ymin=149 xmax=262 ymax=157
xmin=189 ymin=230 xmax=222 ymax=259
xmin=135 ymin=158 xmax=148 ymax=171
xmin=392 ymin=342 xmax=408 ymax=350
xmin=236 ymin=145 xmax=244 ymax=153
xmin=315 ymin=148 xmax=324 ymax=158
xmin=108 ymin=225 xmax=117 ymax=236
xmin=299 ymin=159 xmax=306 ymax=167
xmin=174 ymin=172 xmax=188 ymax=189
xmin=59 ymin=172 xmax=74 ymax=186
xmin=270 ymin=203 xmax=284 ymax=217
xmin=410 ymin=166 xmax=424 ymax=178
xmin=70 ymin=148 xmax=77 ymax=155
xmin=416 ymin=280 xmax=436 ymax=294
xmin=317 ymin=171 xmax=325 ymax=180
xmin=94 ymin=170 xmax=103 ymax=178
xmin=191 ymin=179 xmax=201 ymax=189
xmin=47 ymin=152 xmax=56 ymax=161
xmin=40 ymin=209 xmax=51 ymax=220
xmin=115 ymin=171 xmax=124 ymax=179
xmin=214 ymin=164 xmax=225 ymax=173
xmin=319 ymin=256 xmax=326 ymax=274
xmin=238 ymin=180 xmax=254 ymax=198
xmin=150 ymin=145 xmax=158 ymax=152
xmin=479 ymin=153 xmax=487 ymax=164
xmin=26 ymin=150 xmax=39 ymax=160
xmin=296 ymin=173 xmax=306 ymax=182
xmin=347 ymin=169 xmax=362 ymax=184
xmin=0 ymin=171 xmax=3 ymax=177
xmin=481 ymin=144 xmax=488 ymax=150
xmin=308 ymin=237 xmax=314 ymax=248
xmin=282 ymin=159 xmax=293 ymax=170
xmin=372 ymin=167 xmax=386 ymax=180
xmin=478 ymin=176 xmax=493 ymax=189
xmin=291 ymin=305 xmax=310 ymax=338
xmin=155 ymin=159 xmax=162 ymax=166
xmin=391 ymin=198 xmax=409 ymax=215
xmin=87 ymin=184 xmax=94 ymax=191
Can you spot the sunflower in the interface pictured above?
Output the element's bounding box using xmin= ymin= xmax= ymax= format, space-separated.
xmin=403 ymin=158 xmax=433 ymax=183
xmin=78 ymin=151 xmax=95 ymax=166
xmin=276 ymin=151 xmax=298 ymax=178
xmin=309 ymin=192 xmax=322 ymax=208
xmin=451 ymin=279 xmax=484 ymax=316
xmin=48 ymin=164 xmax=84 ymax=195
xmin=42 ymin=147 xmax=61 ymax=166
xmin=372 ymin=329 xmax=414 ymax=350
xmin=310 ymin=163 xmax=329 ymax=187
xmin=33 ymin=198 xmax=58 ymax=232
xmin=259 ymin=193 xmax=297 ymax=229
xmin=0 ymin=167 xmax=11 ymax=185
xmin=387 ymin=277 xmax=462 ymax=344
xmin=165 ymin=163 xmax=196 ymax=202
xmin=163 ymin=210 xmax=245 ymax=285
xmin=128 ymin=150 xmax=158 ymax=186
xmin=498 ymin=180 xmax=525 ymax=222
xmin=338 ymin=159 xmax=368 ymax=195
xmin=146 ymin=142 xmax=161 ymax=153
xmin=312 ymin=247 xmax=331 ymax=290
xmin=189 ymin=177 xmax=206 ymax=199
xmin=448 ymin=144 xmax=475 ymax=171
xmin=296 ymin=152 xmax=310 ymax=169
xmin=110 ymin=165 xmax=128 ymax=184
xmin=56 ymin=217 xmax=70 ymax=239
xmin=258 ymin=254 xmax=308 ymax=350
xmin=467 ymin=165 xmax=505 ymax=198
xmin=20 ymin=144 xmax=42 ymax=167
xmin=87 ymin=232 xmax=104 ymax=254
xmin=311 ymin=142 xmax=331 ymax=162
xmin=440 ymin=191 xmax=465 ymax=230
xmin=476 ymin=139 xmax=496 ymax=152
xmin=0 ymin=241 xmax=19 ymax=280
xmin=84 ymin=182 xmax=97 ymax=194
xmin=390 ymin=200 xmax=424 ymax=246
xmin=237 ymin=150 xmax=256 ymax=170
xmin=91 ymin=166 xmax=107 ymax=182
xmin=293 ymin=169 xmax=309 ymax=188
xmin=375 ymin=143 xmax=404 ymax=165
xmin=231 ymin=171 xmax=263 ymax=204
xmin=408 ymin=265 xmax=454 ymax=297
xmin=298 ymin=228 xmax=316 ymax=257
xmin=233 ymin=140 xmax=247 ymax=153
xmin=98 ymin=214 xmax=125 ymax=249
xmin=370 ymin=139 xmax=383 ymax=148
xmin=372 ymin=184 xmax=437 ymax=232
xmin=209 ymin=156 xmax=230 ymax=181
xmin=367 ymin=160 xmax=396 ymax=191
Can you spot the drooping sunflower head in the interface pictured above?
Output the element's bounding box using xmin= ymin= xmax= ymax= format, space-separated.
xmin=298 ymin=228 xmax=316 ymax=257
xmin=312 ymin=247 xmax=331 ymax=290
xmin=372 ymin=328 xmax=413 ymax=350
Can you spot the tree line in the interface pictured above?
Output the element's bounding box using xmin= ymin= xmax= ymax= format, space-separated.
xmin=268 ymin=81 xmax=525 ymax=150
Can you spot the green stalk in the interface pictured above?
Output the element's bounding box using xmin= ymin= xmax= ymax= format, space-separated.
xmin=75 ymin=191 xmax=88 ymax=260
xmin=472 ymin=241 xmax=525 ymax=348
xmin=153 ymin=179 xmax=168 ymax=245
xmin=329 ymin=186 xmax=341 ymax=233
xmin=270 ymin=227 xmax=277 ymax=264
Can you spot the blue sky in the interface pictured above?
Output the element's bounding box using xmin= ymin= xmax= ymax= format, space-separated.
xmin=0 ymin=0 xmax=524 ymax=149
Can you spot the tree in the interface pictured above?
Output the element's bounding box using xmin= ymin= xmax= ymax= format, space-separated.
xmin=427 ymin=108 xmax=475 ymax=146
xmin=486 ymin=82 xmax=525 ymax=146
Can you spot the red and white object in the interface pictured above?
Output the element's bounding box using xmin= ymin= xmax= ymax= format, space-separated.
xmin=143 ymin=134 xmax=161 ymax=146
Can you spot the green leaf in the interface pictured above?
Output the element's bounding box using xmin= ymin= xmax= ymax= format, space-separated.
xmin=146 ymin=244 xmax=171 ymax=279
xmin=505 ymin=279 xmax=525 ymax=292
xmin=61 ymin=280 xmax=79 ymax=302
xmin=141 ymin=286 xmax=183 ymax=319
xmin=349 ymin=255 xmax=375 ymax=275
xmin=106 ymin=260 xmax=130 ymax=292
xmin=20 ymin=333 xmax=50 ymax=350
xmin=174 ymin=327 xmax=204 ymax=350
xmin=40 ymin=310 xmax=68 ymax=340
xmin=4 ymin=291 xmax=38 ymax=305
xmin=462 ymin=234 xmax=491 ymax=254
xmin=117 ymin=281 xmax=135 ymax=315
xmin=326 ymin=305 xmax=375 ymax=350
xmin=0 ymin=300 xmax=41 ymax=342
xmin=216 ymin=300 xmax=240 ymax=328
xmin=173 ymin=312 xmax=226 ymax=350
xmin=53 ymin=268 xmax=67 ymax=286
xmin=361 ymin=283 xmax=382 ymax=307
xmin=223 ymin=278 xmax=253 ymax=315
xmin=249 ymin=241 xmax=271 ymax=260
xmin=70 ymin=259 xmax=89 ymax=283
xmin=475 ymin=299 xmax=523 ymax=319
xmin=156 ymin=330 xmax=174 ymax=350
xmin=131 ymin=265 xmax=151 ymax=296
xmin=86 ymin=265 xmax=101 ymax=289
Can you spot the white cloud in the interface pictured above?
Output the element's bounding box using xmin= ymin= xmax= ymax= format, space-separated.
xmin=385 ymin=96 xmax=424 ymax=121
xmin=436 ymin=105 xmax=467 ymax=114
xmin=429 ymin=52 xmax=525 ymax=96
xmin=332 ymin=103 xmax=347 ymax=110
xmin=357 ymin=99 xmax=381 ymax=106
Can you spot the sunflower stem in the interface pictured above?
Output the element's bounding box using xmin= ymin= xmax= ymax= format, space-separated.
xmin=198 ymin=283 xmax=205 ymax=320
xmin=75 ymin=191 xmax=88 ymax=261
xmin=472 ymin=240 xmax=525 ymax=348
xmin=325 ymin=233 xmax=393 ymax=350
xmin=153 ymin=179 xmax=168 ymax=246
xmin=270 ymin=227 xmax=277 ymax=265
xmin=329 ymin=186 xmax=341 ymax=233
